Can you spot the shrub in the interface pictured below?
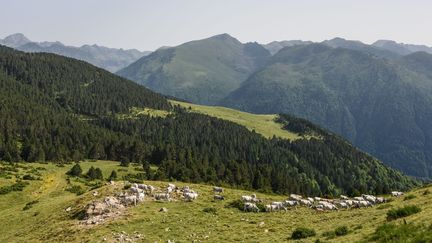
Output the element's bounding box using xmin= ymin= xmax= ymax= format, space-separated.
xmin=387 ymin=205 xmax=421 ymax=221
xmin=66 ymin=164 xmax=82 ymax=177
xmin=0 ymin=181 xmax=29 ymax=195
xmin=403 ymin=194 xmax=416 ymax=201
xmin=108 ymin=170 xmax=118 ymax=181
xmin=120 ymin=158 xmax=130 ymax=167
xmin=226 ymin=199 xmax=244 ymax=211
xmin=335 ymin=226 xmax=349 ymax=236
xmin=23 ymin=174 xmax=37 ymax=180
xmin=203 ymin=207 xmax=217 ymax=215
xmin=291 ymin=227 xmax=316 ymax=239
xmin=322 ymin=226 xmax=349 ymax=239
xmin=371 ymin=223 xmax=432 ymax=242
xmin=86 ymin=166 xmax=103 ymax=180
xmin=66 ymin=185 xmax=86 ymax=195
xmin=23 ymin=200 xmax=39 ymax=210
xmin=123 ymin=184 xmax=131 ymax=190
xmin=256 ymin=203 xmax=266 ymax=212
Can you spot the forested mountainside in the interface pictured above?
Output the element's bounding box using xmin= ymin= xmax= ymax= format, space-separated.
xmin=117 ymin=34 xmax=271 ymax=105
xmin=0 ymin=45 xmax=415 ymax=196
xmin=221 ymin=44 xmax=432 ymax=178
xmin=0 ymin=33 xmax=148 ymax=72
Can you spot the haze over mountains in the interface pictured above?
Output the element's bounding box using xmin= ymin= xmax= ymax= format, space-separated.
xmin=117 ymin=34 xmax=432 ymax=178
xmin=0 ymin=33 xmax=149 ymax=72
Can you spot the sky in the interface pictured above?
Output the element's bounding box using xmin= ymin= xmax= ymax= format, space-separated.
xmin=1 ymin=0 xmax=431 ymax=51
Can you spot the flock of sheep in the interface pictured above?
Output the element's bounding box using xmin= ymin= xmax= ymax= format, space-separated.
xmin=96 ymin=181 xmax=406 ymax=217
xmin=242 ymin=191 xmax=405 ymax=213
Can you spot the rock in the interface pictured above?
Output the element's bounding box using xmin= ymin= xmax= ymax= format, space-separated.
xmin=65 ymin=207 xmax=72 ymax=212
xmin=159 ymin=207 xmax=168 ymax=213
xmin=264 ymin=229 xmax=269 ymax=233
xmin=257 ymin=221 xmax=265 ymax=227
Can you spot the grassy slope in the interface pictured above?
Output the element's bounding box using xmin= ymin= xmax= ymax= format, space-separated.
xmin=171 ymin=100 xmax=302 ymax=140
xmin=1 ymin=161 xmax=430 ymax=242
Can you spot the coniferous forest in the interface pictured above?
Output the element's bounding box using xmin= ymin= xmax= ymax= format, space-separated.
xmin=0 ymin=45 xmax=415 ymax=196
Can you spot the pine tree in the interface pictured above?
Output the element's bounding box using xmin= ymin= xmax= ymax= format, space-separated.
xmin=94 ymin=168 xmax=104 ymax=180
xmin=108 ymin=170 xmax=117 ymax=181
xmin=86 ymin=166 xmax=96 ymax=179
xmin=67 ymin=163 xmax=82 ymax=177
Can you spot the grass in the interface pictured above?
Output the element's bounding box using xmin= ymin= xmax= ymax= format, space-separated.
xmin=0 ymin=160 xmax=431 ymax=242
xmin=170 ymin=100 xmax=302 ymax=140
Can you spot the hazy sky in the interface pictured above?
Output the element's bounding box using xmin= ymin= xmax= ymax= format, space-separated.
xmin=1 ymin=0 xmax=431 ymax=51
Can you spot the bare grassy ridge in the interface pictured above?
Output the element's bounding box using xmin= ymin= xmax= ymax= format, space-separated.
xmin=0 ymin=161 xmax=431 ymax=242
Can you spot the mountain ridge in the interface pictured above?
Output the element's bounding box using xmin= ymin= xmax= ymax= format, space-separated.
xmin=117 ymin=33 xmax=272 ymax=105
xmin=0 ymin=33 xmax=149 ymax=72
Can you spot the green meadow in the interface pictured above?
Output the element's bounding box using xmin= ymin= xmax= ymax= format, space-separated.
xmin=1 ymin=160 xmax=431 ymax=242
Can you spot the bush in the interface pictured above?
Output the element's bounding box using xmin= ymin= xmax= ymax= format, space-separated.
xmin=291 ymin=227 xmax=316 ymax=239
xmin=226 ymin=199 xmax=244 ymax=211
xmin=123 ymin=184 xmax=131 ymax=190
xmin=66 ymin=185 xmax=86 ymax=195
xmin=108 ymin=170 xmax=118 ymax=181
xmin=23 ymin=174 xmax=37 ymax=180
xmin=335 ymin=226 xmax=349 ymax=236
xmin=371 ymin=223 xmax=432 ymax=242
xmin=387 ymin=205 xmax=421 ymax=221
xmin=322 ymin=226 xmax=349 ymax=239
xmin=23 ymin=200 xmax=39 ymax=210
xmin=403 ymin=194 xmax=416 ymax=201
xmin=120 ymin=158 xmax=130 ymax=167
xmin=0 ymin=181 xmax=29 ymax=195
xmin=86 ymin=166 xmax=103 ymax=180
xmin=203 ymin=207 xmax=217 ymax=215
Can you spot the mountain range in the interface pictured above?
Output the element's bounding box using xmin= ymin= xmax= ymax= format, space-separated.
xmin=0 ymin=44 xmax=413 ymax=196
xmin=117 ymin=34 xmax=432 ymax=178
xmin=0 ymin=33 xmax=149 ymax=72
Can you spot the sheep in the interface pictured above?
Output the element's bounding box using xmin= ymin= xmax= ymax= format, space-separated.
xmin=244 ymin=202 xmax=259 ymax=212
xmin=184 ymin=192 xmax=198 ymax=201
xmin=214 ymin=195 xmax=224 ymax=200
xmin=213 ymin=186 xmax=223 ymax=193
xmin=154 ymin=193 xmax=170 ymax=201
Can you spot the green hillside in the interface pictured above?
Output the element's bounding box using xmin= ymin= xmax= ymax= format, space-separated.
xmin=221 ymin=44 xmax=432 ymax=178
xmin=170 ymin=100 xmax=301 ymax=140
xmin=117 ymin=34 xmax=271 ymax=105
xmin=0 ymin=161 xmax=430 ymax=242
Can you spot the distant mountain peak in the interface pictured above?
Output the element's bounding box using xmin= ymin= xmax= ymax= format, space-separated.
xmin=207 ymin=33 xmax=241 ymax=43
xmin=2 ymin=33 xmax=31 ymax=47
xmin=372 ymin=40 xmax=432 ymax=55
